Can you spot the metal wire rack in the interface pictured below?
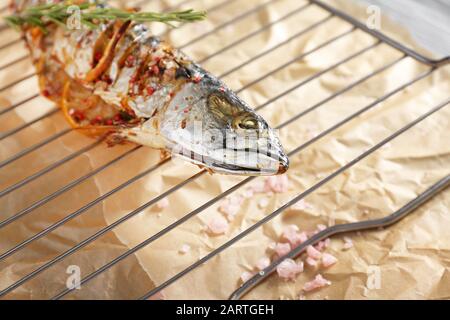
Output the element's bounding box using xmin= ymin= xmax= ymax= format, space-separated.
xmin=0 ymin=0 xmax=449 ymax=300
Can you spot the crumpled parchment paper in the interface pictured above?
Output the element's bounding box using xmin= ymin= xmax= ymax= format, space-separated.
xmin=0 ymin=0 xmax=448 ymax=299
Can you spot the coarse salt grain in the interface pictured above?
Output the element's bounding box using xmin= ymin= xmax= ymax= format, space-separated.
xmin=343 ymin=237 xmax=353 ymax=250
xmin=303 ymin=274 xmax=331 ymax=292
xmin=306 ymin=245 xmax=322 ymax=260
xmin=241 ymin=188 xmax=254 ymax=199
xmin=276 ymin=259 xmax=304 ymax=280
xmin=268 ymin=241 xmax=277 ymax=250
xmin=207 ymin=216 xmax=229 ymax=235
xmin=179 ymin=244 xmax=191 ymax=254
xmin=264 ymin=175 xmax=289 ymax=193
xmin=258 ymin=197 xmax=269 ymax=209
xmin=321 ymin=253 xmax=338 ymax=268
xmin=256 ymin=257 xmax=271 ymax=271
xmin=275 ymin=242 xmax=291 ymax=256
xmin=240 ymin=271 xmax=254 ymax=283
xmin=306 ymin=257 xmax=318 ymax=267
xmin=274 ymin=242 xmax=291 ymax=258
xmin=218 ymin=196 xmax=243 ymax=220
xmin=156 ymin=198 xmax=169 ymax=210
xmin=315 ymin=239 xmax=330 ymax=251
xmin=282 ymin=227 xmax=308 ymax=248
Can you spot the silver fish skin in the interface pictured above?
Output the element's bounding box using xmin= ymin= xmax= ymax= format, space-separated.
xmin=12 ymin=0 xmax=289 ymax=175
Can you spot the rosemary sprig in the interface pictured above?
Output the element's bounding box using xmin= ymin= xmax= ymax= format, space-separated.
xmin=5 ymin=2 xmax=207 ymax=33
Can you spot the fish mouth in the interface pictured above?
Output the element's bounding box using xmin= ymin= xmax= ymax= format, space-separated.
xmin=213 ymin=155 xmax=289 ymax=175
xmin=173 ymin=146 xmax=289 ymax=176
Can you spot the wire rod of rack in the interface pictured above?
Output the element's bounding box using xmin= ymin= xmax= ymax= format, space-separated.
xmin=229 ymin=173 xmax=450 ymax=300
xmin=0 ymin=18 xmax=357 ymax=226
xmin=0 ymin=0 xmax=448 ymax=300
xmin=137 ymin=97 xmax=449 ymax=300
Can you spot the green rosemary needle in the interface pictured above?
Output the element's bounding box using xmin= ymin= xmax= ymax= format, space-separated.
xmin=5 ymin=2 xmax=207 ymax=33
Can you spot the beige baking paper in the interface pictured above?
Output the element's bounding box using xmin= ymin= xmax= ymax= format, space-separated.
xmin=0 ymin=0 xmax=448 ymax=299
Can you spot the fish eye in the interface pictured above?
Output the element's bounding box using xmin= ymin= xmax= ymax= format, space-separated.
xmin=208 ymin=94 xmax=259 ymax=130
xmin=233 ymin=115 xmax=259 ymax=130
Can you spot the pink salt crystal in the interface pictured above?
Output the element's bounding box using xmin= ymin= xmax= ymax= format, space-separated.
xmin=274 ymin=242 xmax=291 ymax=258
xmin=321 ymin=253 xmax=338 ymax=268
xmin=315 ymin=240 xmax=328 ymax=252
xmin=179 ymin=244 xmax=191 ymax=254
xmin=303 ymin=274 xmax=331 ymax=292
xmin=258 ymin=197 xmax=269 ymax=209
xmin=306 ymin=257 xmax=318 ymax=267
xmin=282 ymin=226 xmax=307 ymax=247
xmin=256 ymin=257 xmax=271 ymax=271
xmin=307 ymin=245 xmax=322 ymax=260
xmin=343 ymin=237 xmax=353 ymax=250
xmin=207 ymin=216 xmax=229 ymax=235
xmin=316 ymin=238 xmax=331 ymax=251
xmin=156 ymin=198 xmax=169 ymax=210
xmin=264 ymin=175 xmax=289 ymax=193
xmin=317 ymin=224 xmax=327 ymax=231
xmin=281 ymin=224 xmax=299 ymax=241
xmin=298 ymin=232 xmax=308 ymax=244
xmin=242 ymin=188 xmax=254 ymax=199
xmin=219 ymin=196 xmax=243 ymax=221
xmin=240 ymin=271 xmax=254 ymax=283
xmin=276 ymin=259 xmax=304 ymax=280
xmin=268 ymin=241 xmax=277 ymax=250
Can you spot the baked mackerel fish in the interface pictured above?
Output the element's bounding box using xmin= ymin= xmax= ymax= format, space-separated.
xmin=8 ymin=0 xmax=289 ymax=175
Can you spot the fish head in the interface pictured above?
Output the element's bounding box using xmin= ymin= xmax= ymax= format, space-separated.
xmin=158 ymin=74 xmax=289 ymax=175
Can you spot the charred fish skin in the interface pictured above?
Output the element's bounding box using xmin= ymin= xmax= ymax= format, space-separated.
xmin=12 ymin=0 xmax=289 ymax=176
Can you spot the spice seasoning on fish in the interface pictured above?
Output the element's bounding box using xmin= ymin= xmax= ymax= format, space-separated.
xmin=8 ymin=0 xmax=289 ymax=176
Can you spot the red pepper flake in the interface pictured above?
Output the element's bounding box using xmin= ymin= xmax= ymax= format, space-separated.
xmin=169 ymin=91 xmax=175 ymax=98
xmin=192 ymin=75 xmax=202 ymax=84
xmin=125 ymin=55 xmax=136 ymax=68
xmin=183 ymin=107 xmax=191 ymax=114
xmin=219 ymin=87 xmax=225 ymax=92
xmin=152 ymin=65 xmax=160 ymax=76
xmin=42 ymin=89 xmax=50 ymax=97
xmin=146 ymin=87 xmax=155 ymax=96
xmin=104 ymin=119 xmax=113 ymax=125
xmin=89 ymin=115 xmax=103 ymax=125
xmin=94 ymin=52 xmax=102 ymax=64
xmin=72 ymin=110 xmax=85 ymax=122
xmin=113 ymin=114 xmax=122 ymax=122
xmin=102 ymin=74 xmax=113 ymax=85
